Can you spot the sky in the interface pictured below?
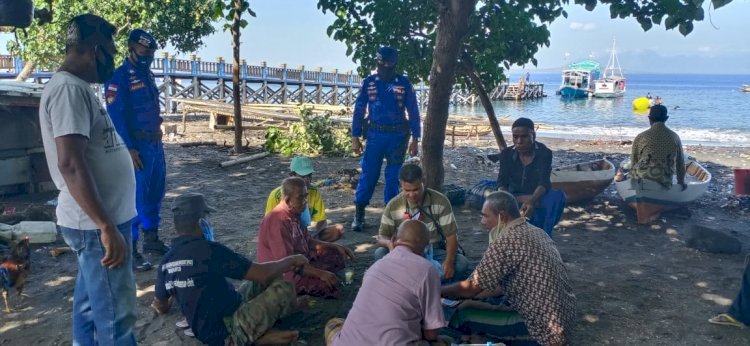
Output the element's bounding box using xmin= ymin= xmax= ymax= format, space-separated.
xmin=1 ymin=1 xmax=749 ymax=74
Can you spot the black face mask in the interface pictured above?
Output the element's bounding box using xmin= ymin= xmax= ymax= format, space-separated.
xmin=130 ymin=49 xmax=154 ymax=70
xmin=377 ymin=62 xmax=396 ymax=82
xmin=95 ymin=47 xmax=115 ymax=83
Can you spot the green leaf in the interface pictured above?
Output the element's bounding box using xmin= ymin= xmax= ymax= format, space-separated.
xmin=239 ymin=19 xmax=249 ymax=28
xmin=665 ymin=16 xmax=678 ymax=30
xmin=678 ymin=21 xmax=694 ymax=36
xmin=712 ymin=0 xmax=732 ymax=9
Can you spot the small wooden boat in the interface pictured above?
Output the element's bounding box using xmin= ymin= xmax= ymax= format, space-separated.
xmin=551 ymin=159 xmax=615 ymax=203
xmin=615 ymin=157 xmax=711 ymax=224
xmin=445 ymin=124 xmax=493 ymax=137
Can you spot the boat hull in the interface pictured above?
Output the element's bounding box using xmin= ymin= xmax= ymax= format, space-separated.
xmin=559 ymin=86 xmax=589 ymax=99
xmin=593 ymin=91 xmax=624 ymax=98
xmin=551 ymin=159 xmax=615 ymax=203
xmin=615 ymin=159 xmax=711 ymax=224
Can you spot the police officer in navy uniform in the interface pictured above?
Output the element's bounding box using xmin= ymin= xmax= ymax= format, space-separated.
xmin=104 ymin=29 xmax=168 ymax=271
xmin=350 ymin=47 xmax=420 ymax=232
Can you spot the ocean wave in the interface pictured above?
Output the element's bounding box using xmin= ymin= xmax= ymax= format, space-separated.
xmin=518 ymin=125 xmax=750 ymax=147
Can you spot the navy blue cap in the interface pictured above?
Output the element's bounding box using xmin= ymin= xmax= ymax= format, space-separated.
xmin=129 ymin=29 xmax=158 ymax=50
xmin=376 ymin=47 xmax=398 ymax=64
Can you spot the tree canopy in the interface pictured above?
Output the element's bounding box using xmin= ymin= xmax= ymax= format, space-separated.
xmin=318 ymin=0 xmax=735 ymax=189
xmin=7 ymin=0 xmax=217 ymax=69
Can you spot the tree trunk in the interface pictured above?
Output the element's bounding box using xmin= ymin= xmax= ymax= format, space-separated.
xmin=15 ymin=61 xmax=35 ymax=81
xmin=422 ymin=0 xmax=477 ymax=190
xmin=231 ymin=0 xmax=243 ymax=153
xmin=461 ymin=52 xmax=507 ymax=150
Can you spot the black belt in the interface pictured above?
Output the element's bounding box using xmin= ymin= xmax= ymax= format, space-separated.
xmin=131 ymin=131 xmax=162 ymax=141
xmin=368 ymin=122 xmax=409 ymax=133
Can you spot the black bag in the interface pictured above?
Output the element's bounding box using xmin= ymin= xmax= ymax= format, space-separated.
xmin=0 ymin=0 xmax=34 ymax=28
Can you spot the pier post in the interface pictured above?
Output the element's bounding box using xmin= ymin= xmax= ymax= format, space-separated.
xmin=162 ymin=52 xmax=171 ymax=113
xmin=281 ymin=63 xmax=288 ymax=104
xmin=241 ymin=59 xmax=248 ymax=104
xmin=332 ymin=68 xmax=339 ymax=105
xmin=193 ymin=57 xmax=202 ymax=99
xmin=299 ymin=65 xmax=306 ymax=104
xmin=315 ymin=67 xmax=323 ymax=104
xmin=261 ymin=61 xmax=268 ymax=103
xmin=217 ymin=57 xmax=226 ymax=101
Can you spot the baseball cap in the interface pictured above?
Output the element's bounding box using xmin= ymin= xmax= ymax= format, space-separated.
xmin=129 ymin=29 xmax=158 ymax=50
xmin=290 ymin=156 xmax=314 ymax=176
xmin=171 ymin=193 xmax=216 ymax=217
xmin=376 ymin=47 xmax=398 ymax=64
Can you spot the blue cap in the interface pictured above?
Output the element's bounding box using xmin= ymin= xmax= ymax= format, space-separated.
xmin=129 ymin=29 xmax=158 ymax=50
xmin=376 ymin=47 xmax=398 ymax=64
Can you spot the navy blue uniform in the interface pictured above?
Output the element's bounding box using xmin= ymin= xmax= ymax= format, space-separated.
xmin=105 ymin=58 xmax=165 ymax=241
xmin=352 ymin=74 xmax=420 ymax=206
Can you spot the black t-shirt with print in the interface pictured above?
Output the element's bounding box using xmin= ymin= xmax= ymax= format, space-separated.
xmin=155 ymin=235 xmax=251 ymax=345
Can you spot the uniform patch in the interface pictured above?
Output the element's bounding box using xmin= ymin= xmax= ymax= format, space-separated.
xmin=107 ymin=84 xmax=118 ymax=92
xmin=129 ymin=82 xmax=145 ymax=91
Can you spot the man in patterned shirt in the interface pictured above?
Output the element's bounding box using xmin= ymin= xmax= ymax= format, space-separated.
xmin=442 ymin=191 xmax=576 ymax=346
xmin=631 ymin=104 xmax=686 ymax=190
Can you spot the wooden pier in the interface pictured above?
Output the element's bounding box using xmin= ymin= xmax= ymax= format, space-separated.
xmin=490 ymin=82 xmax=545 ymax=100
xmin=0 ymin=54 xmax=545 ymax=108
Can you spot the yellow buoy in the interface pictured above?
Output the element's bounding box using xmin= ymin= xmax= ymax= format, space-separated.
xmin=632 ymin=97 xmax=651 ymax=112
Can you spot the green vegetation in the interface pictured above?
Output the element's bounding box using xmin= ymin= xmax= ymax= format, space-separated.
xmin=264 ymin=107 xmax=352 ymax=157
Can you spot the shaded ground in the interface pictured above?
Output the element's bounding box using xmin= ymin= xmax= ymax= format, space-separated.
xmin=1 ymin=116 xmax=749 ymax=345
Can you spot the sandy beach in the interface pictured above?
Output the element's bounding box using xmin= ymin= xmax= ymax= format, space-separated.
xmin=1 ymin=115 xmax=749 ymax=345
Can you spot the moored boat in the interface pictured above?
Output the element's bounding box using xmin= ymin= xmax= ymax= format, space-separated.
xmin=615 ymin=156 xmax=711 ymax=224
xmin=742 ymin=84 xmax=750 ymax=92
xmin=551 ymin=159 xmax=615 ymax=203
xmin=593 ymin=40 xmax=626 ymax=98
xmin=559 ymin=60 xmax=600 ymax=99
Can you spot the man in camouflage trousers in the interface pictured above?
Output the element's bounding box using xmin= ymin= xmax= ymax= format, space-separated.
xmin=151 ymin=193 xmax=305 ymax=345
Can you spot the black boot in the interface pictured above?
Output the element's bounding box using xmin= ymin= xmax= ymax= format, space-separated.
xmin=351 ymin=205 xmax=366 ymax=232
xmin=142 ymin=230 xmax=169 ymax=255
xmin=132 ymin=243 xmax=152 ymax=272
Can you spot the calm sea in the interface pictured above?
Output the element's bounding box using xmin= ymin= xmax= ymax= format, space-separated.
xmin=450 ymin=73 xmax=750 ymax=147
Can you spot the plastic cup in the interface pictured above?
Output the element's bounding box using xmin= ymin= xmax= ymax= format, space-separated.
xmin=344 ymin=270 xmax=354 ymax=284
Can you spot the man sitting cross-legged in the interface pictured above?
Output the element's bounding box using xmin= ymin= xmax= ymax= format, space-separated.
xmin=442 ymin=191 xmax=576 ymax=346
xmin=265 ymin=156 xmax=344 ymax=242
xmin=374 ymin=164 xmax=470 ymax=283
xmin=325 ymin=220 xmax=447 ymax=345
xmin=151 ymin=193 xmax=308 ymax=346
xmin=259 ymin=177 xmax=354 ymax=298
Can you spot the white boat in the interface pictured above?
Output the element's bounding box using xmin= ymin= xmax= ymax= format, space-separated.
xmin=742 ymin=84 xmax=750 ymax=92
xmin=551 ymin=158 xmax=615 ymax=203
xmin=615 ymin=156 xmax=711 ymax=224
xmin=593 ymin=40 xmax=626 ymax=98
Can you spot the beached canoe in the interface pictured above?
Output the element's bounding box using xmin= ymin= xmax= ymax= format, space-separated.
xmin=615 ymin=157 xmax=711 ymax=224
xmin=551 ymin=159 xmax=615 ymax=203
xmin=445 ymin=124 xmax=493 ymax=137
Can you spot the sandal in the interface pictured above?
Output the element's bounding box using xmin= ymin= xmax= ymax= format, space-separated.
xmin=175 ymin=318 xmax=189 ymax=329
xmin=708 ymin=313 xmax=747 ymax=328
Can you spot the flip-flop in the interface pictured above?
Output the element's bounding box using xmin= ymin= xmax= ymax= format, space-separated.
xmin=184 ymin=328 xmax=195 ymax=337
xmin=708 ymin=313 xmax=747 ymax=328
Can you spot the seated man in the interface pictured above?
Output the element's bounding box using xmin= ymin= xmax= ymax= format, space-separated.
xmin=325 ymin=220 xmax=446 ymax=345
xmin=631 ymin=104 xmax=686 ymax=190
xmin=151 ymin=193 xmax=308 ymax=346
xmin=709 ymin=257 xmax=750 ymax=329
xmin=265 ymin=156 xmax=344 ymax=242
xmin=494 ymin=117 xmax=565 ymax=236
xmin=258 ymin=177 xmax=353 ymax=298
xmin=375 ymin=164 xmax=470 ymax=282
xmin=442 ymin=191 xmax=576 ymax=346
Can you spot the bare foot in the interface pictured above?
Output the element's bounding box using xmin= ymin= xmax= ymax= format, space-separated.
xmin=255 ymin=329 xmax=299 ymax=345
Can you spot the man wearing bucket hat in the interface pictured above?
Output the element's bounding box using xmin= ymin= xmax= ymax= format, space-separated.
xmin=265 ymin=156 xmax=344 ymax=242
xmin=105 ymin=28 xmax=167 ymax=271
xmin=350 ymin=46 xmax=421 ymax=232
xmin=152 ymin=193 xmax=308 ymax=345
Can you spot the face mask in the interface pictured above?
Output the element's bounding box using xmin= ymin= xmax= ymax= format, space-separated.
xmin=95 ymin=47 xmax=115 ymax=83
xmin=199 ymin=217 xmax=215 ymax=241
xmin=131 ymin=50 xmax=154 ymax=69
xmin=377 ymin=62 xmax=396 ymax=82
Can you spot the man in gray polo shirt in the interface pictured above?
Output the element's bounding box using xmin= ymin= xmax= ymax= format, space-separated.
xmin=39 ymin=14 xmax=137 ymax=345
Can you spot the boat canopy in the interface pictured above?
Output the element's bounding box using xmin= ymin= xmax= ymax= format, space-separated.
xmin=567 ymin=60 xmax=601 ymax=72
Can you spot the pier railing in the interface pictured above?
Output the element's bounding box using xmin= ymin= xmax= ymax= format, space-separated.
xmin=1 ymin=53 xmax=545 ymax=109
